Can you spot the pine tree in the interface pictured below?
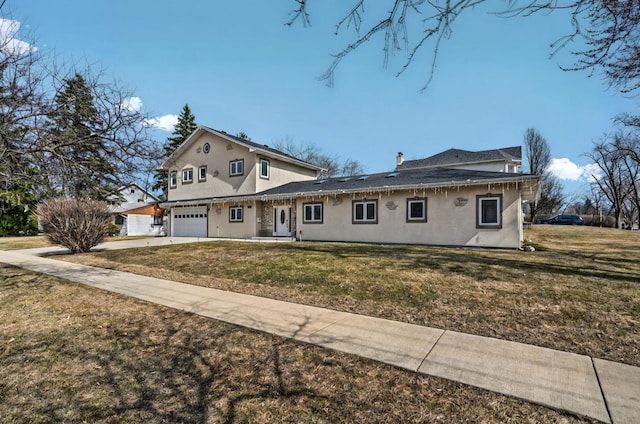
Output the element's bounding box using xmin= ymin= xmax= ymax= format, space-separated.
xmin=45 ymin=74 xmax=117 ymax=199
xmin=152 ymin=104 xmax=198 ymax=199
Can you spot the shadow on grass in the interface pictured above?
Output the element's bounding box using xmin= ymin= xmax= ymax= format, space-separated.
xmin=286 ymin=242 xmax=640 ymax=286
xmin=0 ymin=266 xmax=333 ymax=423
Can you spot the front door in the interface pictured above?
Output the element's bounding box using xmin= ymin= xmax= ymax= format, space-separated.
xmin=273 ymin=206 xmax=291 ymax=237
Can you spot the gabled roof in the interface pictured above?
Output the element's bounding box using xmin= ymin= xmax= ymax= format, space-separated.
xmin=397 ymin=146 xmax=522 ymax=170
xmin=106 ymin=183 xmax=158 ymax=204
xmin=161 ymin=126 xmax=325 ymax=172
xmin=117 ymin=183 xmax=158 ymax=200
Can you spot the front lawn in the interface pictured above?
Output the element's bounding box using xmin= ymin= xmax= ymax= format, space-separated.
xmin=0 ymin=264 xmax=590 ymax=423
xmin=62 ymin=225 xmax=640 ymax=367
xmin=0 ymin=235 xmax=52 ymax=250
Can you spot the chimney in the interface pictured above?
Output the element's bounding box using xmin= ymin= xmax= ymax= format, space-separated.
xmin=396 ymin=152 xmax=404 ymax=166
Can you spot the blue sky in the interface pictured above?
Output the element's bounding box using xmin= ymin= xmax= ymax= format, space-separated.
xmin=4 ymin=1 xmax=637 ymax=197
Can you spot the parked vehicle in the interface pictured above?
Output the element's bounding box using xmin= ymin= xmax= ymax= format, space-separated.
xmin=535 ymin=214 xmax=584 ymax=225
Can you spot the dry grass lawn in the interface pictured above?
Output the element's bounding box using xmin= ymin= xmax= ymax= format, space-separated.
xmin=0 ymin=235 xmax=52 ymax=250
xmin=59 ymin=225 xmax=640 ymax=367
xmin=0 ymin=264 xmax=593 ymax=423
xmin=0 ymin=235 xmax=152 ymax=251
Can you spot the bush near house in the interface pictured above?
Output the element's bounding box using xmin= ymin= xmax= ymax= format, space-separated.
xmin=38 ymin=198 xmax=112 ymax=253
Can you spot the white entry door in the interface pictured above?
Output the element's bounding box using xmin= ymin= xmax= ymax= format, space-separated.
xmin=273 ymin=206 xmax=291 ymax=237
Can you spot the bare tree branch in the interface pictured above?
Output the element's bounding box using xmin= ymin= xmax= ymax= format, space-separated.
xmin=290 ymin=0 xmax=640 ymax=93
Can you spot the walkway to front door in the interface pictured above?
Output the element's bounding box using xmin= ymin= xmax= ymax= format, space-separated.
xmin=273 ymin=206 xmax=291 ymax=236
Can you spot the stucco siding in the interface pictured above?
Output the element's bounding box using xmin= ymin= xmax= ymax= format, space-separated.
xmin=166 ymin=132 xmax=257 ymax=201
xmin=208 ymin=202 xmax=257 ymax=239
xmin=255 ymin=157 xmax=317 ymax=193
xmin=167 ymin=132 xmax=318 ymax=202
xmin=296 ymin=185 xmax=522 ymax=248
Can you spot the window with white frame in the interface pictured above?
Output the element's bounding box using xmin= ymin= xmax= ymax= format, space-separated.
xmin=229 ymin=159 xmax=244 ymax=176
xmin=169 ymin=171 xmax=177 ymax=188
xmin=198 ymin=166 xmax=207 ymax=182
xmin=353 ymin=200 xmax=377 ymax=224
xmin=477 ymin=194 xmax=502 ymax=228
xmin=229 ymin=206 xmax=243 ymax=222
xmin=407 ymin=198 xmax=427 ymax=222
xmin=260 ymin=159 xmax=270 ymax=179
xmin=182 ymin=168 xmax=193 ymax=184
xmin=507 ymin=164 xmax=519 ymax=173
xmin=303 ymin=203 xmax=323 ymax=223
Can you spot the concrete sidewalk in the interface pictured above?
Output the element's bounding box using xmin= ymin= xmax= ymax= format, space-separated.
xmin=1 ymin=248 xmax=639 ymax=424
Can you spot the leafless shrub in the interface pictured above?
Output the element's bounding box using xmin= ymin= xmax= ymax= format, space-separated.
xmin=38 ymin=198 xmax=111 ymax=253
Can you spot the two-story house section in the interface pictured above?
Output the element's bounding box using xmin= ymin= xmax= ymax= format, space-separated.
xmin=396 ymin=146 xmax=522 ymax=173
xmin=160 ymin=126 xmax=323 ymax=238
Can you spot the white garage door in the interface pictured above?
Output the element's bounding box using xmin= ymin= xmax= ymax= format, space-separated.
xmin=172 ymin=207 xmax=207 ymax=237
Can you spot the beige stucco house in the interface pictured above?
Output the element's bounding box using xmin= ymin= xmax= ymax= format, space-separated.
xmin=160 ymin=126 xmax=540 ymax=249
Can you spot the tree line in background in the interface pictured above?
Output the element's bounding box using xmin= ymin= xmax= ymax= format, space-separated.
xmin=583 ymin=115 xmax=640 ymax=229
xmin=525 ymin=121 xmax=640 ymax=230
xmin=273 ymin=138 xmax=365 ymax=179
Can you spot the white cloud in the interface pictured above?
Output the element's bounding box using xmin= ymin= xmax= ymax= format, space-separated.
xmin=546 ymin=158 xmax=601 ymax=182
xmin=546 ymin=158 xmax=583 ymax=181
xmin=0 ymin=18 xmax=36 ymax=55
xmin=122 ymin=96 xmax=143 ymax=112
xmin=582 ymin=163 xmax=603 ymax=183
xmin=144 ymin=114 xmax=178 ymax=132
xmin=120 ymin=98 xmax=176 ymax=132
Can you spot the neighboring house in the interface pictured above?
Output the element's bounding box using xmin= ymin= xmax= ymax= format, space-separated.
xmin=122 ymin=203 xmax=166 ymax=236
xmin=160 ymin=127 xmax=540 ymax=249
xmin=107 ymin=183 xmax=165 ymax=236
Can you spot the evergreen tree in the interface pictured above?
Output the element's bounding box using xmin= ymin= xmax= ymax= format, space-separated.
xmin=152 ymin=104 xmax=197 ymax=199
xmin=40 ymin=71 xmax=155 ymax=200
xmin=45 ymin=74 xmax=117 ymax=199
xmin=0 ymin=183 xmax=38 ymax=236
